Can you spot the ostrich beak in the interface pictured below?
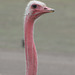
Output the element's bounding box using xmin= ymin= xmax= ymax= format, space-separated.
xmin=49 ymin=8 xmax=55 ymax=13
xmin=44 ymin=7 xmax=55 ymax=13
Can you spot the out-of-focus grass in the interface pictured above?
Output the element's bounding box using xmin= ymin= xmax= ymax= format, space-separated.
xmin=0 ymin=0 xmax=75 ymax=53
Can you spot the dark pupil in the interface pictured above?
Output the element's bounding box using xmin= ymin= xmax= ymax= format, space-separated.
xmin=32 ymin=5 xmax=37 ymax=8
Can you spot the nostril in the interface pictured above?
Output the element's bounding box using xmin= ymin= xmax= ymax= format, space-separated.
xmin=44 ymin=7 xmax=47 ymax=10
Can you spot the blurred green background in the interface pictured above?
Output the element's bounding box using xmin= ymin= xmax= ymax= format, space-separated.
xmin=0 ymin=0 xmax=75 ymax=75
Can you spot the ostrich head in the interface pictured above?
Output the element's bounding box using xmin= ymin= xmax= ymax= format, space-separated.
xmin=25 ymin=0 xmax=55 ymax=20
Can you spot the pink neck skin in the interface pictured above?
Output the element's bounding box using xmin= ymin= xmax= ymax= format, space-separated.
xmin=24 ymin=16 xmax=37 ymax=75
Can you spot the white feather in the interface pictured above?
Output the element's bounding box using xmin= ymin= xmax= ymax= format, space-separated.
xmin=24 ymin=1 xmax=46 ymax=16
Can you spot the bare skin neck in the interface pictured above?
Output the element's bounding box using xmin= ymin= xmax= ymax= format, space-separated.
xmin=24 ymin=16 xmax=37 ymax=75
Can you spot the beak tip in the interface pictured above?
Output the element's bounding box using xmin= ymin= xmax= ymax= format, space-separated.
xmin=51 ymin=9 xmax=55 ymax=12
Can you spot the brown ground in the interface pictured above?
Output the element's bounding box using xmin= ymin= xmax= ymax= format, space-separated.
xmin=0 ymin=0 xmax=75 ymax=75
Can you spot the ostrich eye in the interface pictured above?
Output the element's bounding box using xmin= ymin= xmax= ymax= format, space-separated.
xmin=32 ymin=5 xmax=37 ymax=9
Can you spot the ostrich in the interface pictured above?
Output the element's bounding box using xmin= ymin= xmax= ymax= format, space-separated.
xmin=24 ymin=0 xmax=54 ymax=75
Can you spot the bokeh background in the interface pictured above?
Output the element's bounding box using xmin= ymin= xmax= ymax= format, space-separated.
xmin=0 ymin=0 xmax=75 ymax=75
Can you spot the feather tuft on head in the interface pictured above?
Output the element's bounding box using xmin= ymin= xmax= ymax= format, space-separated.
xmin=25 ymin=0 xmax=46 ymax=15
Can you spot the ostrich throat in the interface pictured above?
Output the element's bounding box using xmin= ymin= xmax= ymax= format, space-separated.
xmin=24 ymin=15 xmax=37 ymax=75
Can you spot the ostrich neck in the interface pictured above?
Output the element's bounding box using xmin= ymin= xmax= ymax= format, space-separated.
xmin=24 ymin=16 xmax=37 ymax=75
